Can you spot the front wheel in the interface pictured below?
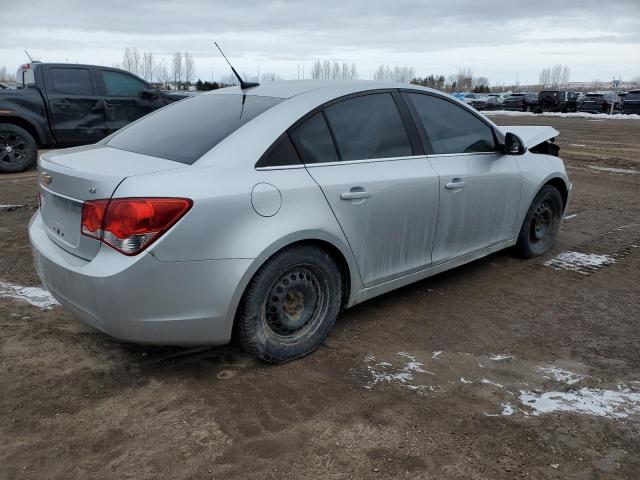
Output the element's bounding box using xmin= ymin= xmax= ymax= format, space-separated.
xmin=235 ymin=246 xmax=342 ymax=363
xmin=515 ymin=185 xmax=563 ymax=258
xmin=0 ymin=124 xmax=37 ymax=173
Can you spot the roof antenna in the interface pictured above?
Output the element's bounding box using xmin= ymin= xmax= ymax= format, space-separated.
xmin=24 ymin=50 xmax=34 ymax=62
xmin=214 ymin=42 xmax=259 ymax=90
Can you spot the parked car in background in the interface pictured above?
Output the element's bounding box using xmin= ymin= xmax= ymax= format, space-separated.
xmin=503 ymin=93 xmax=538 ymax=112
xmin=30 ymin=80 xmax=570 ymax=362
xmin=485 ymin=93 xmax=504 ymax=110
xmin=537 ymin=90 xmax=580 ymax=113
xmin=621 ymin=90 xmax=640 ymax=114
xmin=0 ymin=62 xmax=184 ymax=173
xmin=461 ymin=93 xmax=489 ymax=111
xmin=577 ymin=91 xmax=621 ymax=114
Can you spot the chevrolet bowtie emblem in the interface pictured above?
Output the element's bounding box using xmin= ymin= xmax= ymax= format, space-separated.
xmin=41 ymin=171 xmax=52 ymax=185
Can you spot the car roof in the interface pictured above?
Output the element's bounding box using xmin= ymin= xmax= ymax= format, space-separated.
xmin=206 ymin=79 xmax=439 ymax=99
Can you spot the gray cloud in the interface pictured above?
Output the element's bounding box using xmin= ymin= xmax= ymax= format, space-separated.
xmin=1 ymin=0 xmax=639 ymax=83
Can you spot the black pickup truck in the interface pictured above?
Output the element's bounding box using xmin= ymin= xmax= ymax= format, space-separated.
xmin=0 ymin=62 xmax=183 ymax=172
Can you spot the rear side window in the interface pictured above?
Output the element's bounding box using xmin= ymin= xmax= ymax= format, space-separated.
xmin=102 ymin=70 xmax=148 ymax=96
xmin=107 ymin=94 xmax=282 ymax=164
xmin=290 ymin=113 xmax=339 ymax=164
xmin=324 ymin=93 xmax=413 ymax=161
xmin=50 ymin=68 xmax=94 ymax=95
xmin=406 ymin=93 xmax=496 ymax=154
xmin=256 ymin=135 xmax=300 ymax=168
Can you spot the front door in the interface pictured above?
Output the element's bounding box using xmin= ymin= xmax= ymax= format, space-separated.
xmin=44 ymin=66 xmax=107 ymax=144
xmin=291 ymin=93 xmax=440 ymax=287
xmin=97 ymin=68 xmax=165 ymax=134
xmin=402 ymin=92 xmax=522 ymax=264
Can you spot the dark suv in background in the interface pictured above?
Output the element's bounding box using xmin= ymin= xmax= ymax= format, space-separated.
xmin=621 ymin=90 xmax=640 ymax=115
xmin=0 ymin=62 xmax=183 ymax=172
xmin=537 ymin=90 xmax=580 ymax=113
xmin=502 ymin=93 xmax=538 ymax=112
xmin=577 ymin=92 xmax=621 ymax=114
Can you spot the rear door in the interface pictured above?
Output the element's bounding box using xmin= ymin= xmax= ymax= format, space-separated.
xmin=43 ymin=65 xmax=107 ymax=144
xmin=97 ymin=68 xmax=165 ymax=134
xmin=403 ymin=92 xmax=522 ymax=264
xmin=295 ymin=92 xmax=440 ymax=287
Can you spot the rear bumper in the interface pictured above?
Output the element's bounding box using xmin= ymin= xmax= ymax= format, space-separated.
xmin=29 ymin=211 xmax=252 ymax=346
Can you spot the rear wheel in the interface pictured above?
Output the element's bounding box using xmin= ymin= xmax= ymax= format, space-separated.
xmin=515 ymin=185 xmax=563 ymax=258
xmin=235 ymin=246 xmax=342 ymax=363
xmin=0 ymin=124 xmax=37 ymax=173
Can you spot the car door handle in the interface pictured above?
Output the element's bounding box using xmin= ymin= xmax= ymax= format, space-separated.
xmin=54 ymin=101 xmax=70 ymax=108
xmin=445 ymin=180 xmax=467 ymax=190
xmin=340 ymin=191 xmax=371 ymax=200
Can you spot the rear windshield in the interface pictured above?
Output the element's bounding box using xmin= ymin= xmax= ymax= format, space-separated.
xmin=106 ymin=93 xmax=282 ymax=164
xmin=626 ymin=91 xmax=640 ymax=100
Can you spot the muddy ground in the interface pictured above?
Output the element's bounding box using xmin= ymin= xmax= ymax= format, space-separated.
xmin=1 ymin=116 xmax=639 ymax=479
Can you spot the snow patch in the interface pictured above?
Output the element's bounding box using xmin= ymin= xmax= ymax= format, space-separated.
xmin=544 ymin=251 xmax=616 ymax=275
xmin=431 ymin=350 xmax=443 ymax=359
xmin=486 ymin=110 xmax=640 ymax=120
xmin=490 ymin=354 xmax=516 ymax=361
xmin=460 ymin=377 xmax=473 ymax=384
xmin=481 ymin=378 xmax=504 ymax=388
xmin=485 ymin=403 xmax=515 ymax=417
xmin=564 ymin=214 xmax=578 ymax=220
xmin=364 ymin=353 xmax=434 ymax=393
xmin=0 ymin=282 xmax=60 ymax=309
xmin=587 ymin=165 xmax=639 ymax=174
xmin=538 ymin=366 xmax=584 ymax=385
xmin=519 ymin=388 xmax=640 ymax=419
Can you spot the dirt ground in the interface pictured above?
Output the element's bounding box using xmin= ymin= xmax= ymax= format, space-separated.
xmin=1 ymin=116 xmax=639 ymax=479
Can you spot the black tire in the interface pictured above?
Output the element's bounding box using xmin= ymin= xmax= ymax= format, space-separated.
xmin=515 ymin=185 xmax=564 ymax=258
xmin=0 ymin=124 xmax=37 ymax=173
xmin=235 ymin=246 xmax=342 ymax=363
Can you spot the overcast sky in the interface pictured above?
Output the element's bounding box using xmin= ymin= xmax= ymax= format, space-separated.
xmin=1 ymin=0 xmax=639 ymax=85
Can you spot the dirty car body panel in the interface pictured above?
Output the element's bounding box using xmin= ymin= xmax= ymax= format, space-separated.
xmin=29 ymin=80 xmax=570 ymax=346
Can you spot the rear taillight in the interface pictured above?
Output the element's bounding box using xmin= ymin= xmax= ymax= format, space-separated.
xmin=81 ymin=198 xmax=192 ymax=255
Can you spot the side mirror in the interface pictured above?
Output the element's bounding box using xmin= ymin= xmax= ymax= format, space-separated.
xmin=503 ymin=132 xmax=526 ymax=155
xmin=141 ymin=88 xmax=159 ymax=100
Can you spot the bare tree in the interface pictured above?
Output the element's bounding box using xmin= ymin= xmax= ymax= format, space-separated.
xmin=142 ymin=52 xmax=154 ymax=82
xmin=539 ymin=64 xmax=570 ymax=87
xmin=0 ymin=66 xmax=15 ymax=82
xmin=310 ymin=60 xmax=357 ymax=80
xmin=373 ymin=65 xmax=415 ymax=83
xmin=155 ymin=59 xmax=170 ymax=89
xmin=261 ymin=72 xmax=283 ymax=83
xmin=171 ymin=52 xmax=183 ymax=88
xmin=455 ymin=68 xmax=474 ymax=91
xmin=184 ymin=51 xmax=195 ymax=85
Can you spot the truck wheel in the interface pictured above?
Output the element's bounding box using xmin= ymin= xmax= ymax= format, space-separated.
xmin=235 ymin=245 xmax=342 ymax=363
xmin=0 ymin=124 xmax=37 ymax=173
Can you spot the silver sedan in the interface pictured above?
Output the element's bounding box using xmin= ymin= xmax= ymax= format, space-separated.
xmin=29 ymin=80 xmax=570 ymax=362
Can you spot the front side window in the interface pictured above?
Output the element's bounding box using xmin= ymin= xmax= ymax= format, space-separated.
xmin=50 ymin=68 xmax=94 ymax=95
xmin=102 ymin=70 xmax=148 ymax=97
xmin=289 ymin=112 xmax=339 ymax=164
xmin=107 ymin=94 xmax=282 ymax=164
xmin=324 ymin=93 xmax=413 ymax=161
xmin=406 ymin=93 xmax=496 ymax=154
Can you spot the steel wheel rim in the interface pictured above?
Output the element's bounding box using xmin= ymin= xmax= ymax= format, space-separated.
xmin=530 ymin=200 xmax=555 ymax=243
xmin=0 ymin=132 xmax=27 ymax=166
xmin=264 ymin=264 xmax=329 ymax=342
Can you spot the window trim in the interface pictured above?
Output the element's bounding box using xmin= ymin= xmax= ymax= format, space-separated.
xmin=45 ymin=65 xmax=98 ymax=96
xmin=400 ymin=89 xmax=501 ymax=156
xmin=97 ymin=67 xmax=151 ymax=98
xmin=255 ymin=88 xmax=424 ymax=169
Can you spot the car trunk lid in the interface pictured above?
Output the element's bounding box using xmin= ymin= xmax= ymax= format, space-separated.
xmin=38 ymin=144 xmax=183 ymax=260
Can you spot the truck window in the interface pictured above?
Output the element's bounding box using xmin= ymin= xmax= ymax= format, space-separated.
xmin=50 ymin=68 xmax=95 ymax=95
xmin=102 ymin=71 xmax=148 ymax=97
